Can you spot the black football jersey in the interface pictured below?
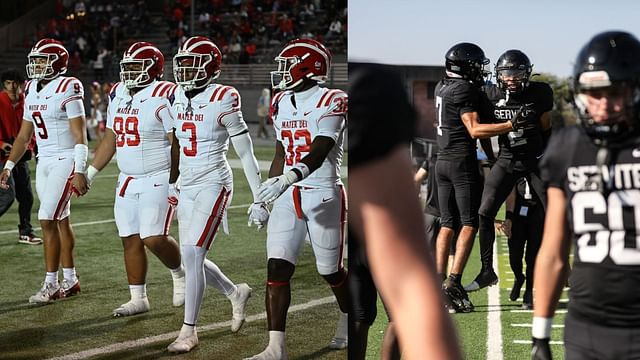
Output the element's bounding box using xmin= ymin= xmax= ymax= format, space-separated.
xmin=434 ymin=79 xmax=480 ymax=160
xmin=541 ymin=126 xmax=640 ymax=327
xmin=483 ymin=81 xmax=553 ymax=160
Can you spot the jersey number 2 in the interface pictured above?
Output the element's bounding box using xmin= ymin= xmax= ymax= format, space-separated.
xmin=113 ymin=116 xmax=141 ymax=147
xmin=281 ymin=129 xmax=311 ymax=166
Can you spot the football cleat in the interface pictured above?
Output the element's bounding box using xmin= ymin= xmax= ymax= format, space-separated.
xmin=229 ymin=283 xmax=252 ymax=332
xmin=29 ymin=282 xmax=63 ymax=304
xmin=244 ymin=346 xmax=288 ymax=360
xmin=509 ymin=274 xmax=525 ymax=302
xmin=172 ymin=274 xmax=185 ymax=307
xmin=443 ymin=278 xmax=474 ymax=313
xmin=522 ymin=289 xmax=533 ymax=310
xmin=112 ymin=298 xmax=150 ymax=317
xmin=18 ymin=233 xmax=42 ymax=245
xmin=61 ymin=278 xmax=81 ymax=297
xmin=167 ymin=328 xmax=198 ymax=353
xmin=464 ymin=269 xmax=498 ymax=292
xmin=328 ymin=312 xmax=348 ymax=349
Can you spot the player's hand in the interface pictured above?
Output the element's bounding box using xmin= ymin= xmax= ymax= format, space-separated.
xmin=0 ymin=168 xmax=11 ymax=190
xmin=71 ymin=173 xmax=89 ymax=196
xmin=510 ymin=103 xmax=537 ymax=130
xmin=168 ymin=181 xmax=180 ymax=207
xmin=501 ymin=218 xmax=512 ymax=238
xmin=258 ymin=175 xmax=290 ymax=203
xmin=531 ymin=337 xmax=552 ymax=360
xmin=247 ymin=202 xmax=269 ymax=230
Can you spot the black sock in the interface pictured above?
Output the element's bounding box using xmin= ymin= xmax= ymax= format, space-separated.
xmin=478 ymin=215 xmax=495 ymax=271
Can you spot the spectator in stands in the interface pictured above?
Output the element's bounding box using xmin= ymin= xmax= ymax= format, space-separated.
xmin=278 ymin=14 xmax=294 ymax=40
xmin=256 ymin=88 xmax=271 ymax=139
xmin=0 ymin=69 xmax=41 ymax=245
xmin=93 ymin=47 xmax=109 ymax=81
xmin=325 ymin=18 xmax=342 ymax=41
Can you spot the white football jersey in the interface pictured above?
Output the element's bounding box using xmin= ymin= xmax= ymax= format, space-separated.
xmin=271 ymin=86 xmax=347 ymax=188
xmin=170 ymin=83 xmax=248 ymax=186
xmin=106 ymin=81 xmax=176 ymax=176
xmin=22 ymin=76 xmax=85 ymax=157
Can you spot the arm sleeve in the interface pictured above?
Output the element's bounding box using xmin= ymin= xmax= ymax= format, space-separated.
xmin=348 ymin=63 xmax=415 ymax=168
xmin=61 ymin=78 xmax=85 ymax=118
xmin=316 ymin=92 xmax=347 ymax=141
xmin=541 ymin=83 xmax=554 ymax=113
xmin=219 ymin=87 xmax=249 ymax=137
xmin=539 ymin=128 xmax=567 ymax=189
xmin=230 ymin=132 xmax=262 ymax=201
xmin=156 ymin=101 xmax=175 ymax=133
xmin=455 ymin=82 xmax=479 ymax=116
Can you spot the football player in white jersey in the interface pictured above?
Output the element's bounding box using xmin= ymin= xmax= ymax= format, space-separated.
xmin=0 ymin=39 xmax=88 ymax=303
xmin=166 ymin=36 xmax=268 ymax=353
xmin=247 ymin=39 xmax=348 ymax=360
xmin=84 ymin=42 xmax=186 ymax=317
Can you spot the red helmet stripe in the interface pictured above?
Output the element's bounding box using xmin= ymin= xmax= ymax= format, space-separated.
xmin=281 ymin=42 xmax=330 ymax=66
xmin=128 ymin=45 xmax=159 ymax=57
xmin=35 ymin=42 xmax=68 ymax=55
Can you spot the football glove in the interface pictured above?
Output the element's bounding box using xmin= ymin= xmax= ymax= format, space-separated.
xmin=258 ymin=170 xmax=299 ymax=203
xmin=247 ymin=202 xmax=270 ymax=230
xmin=168 ymin=179 xmax=180 ymax=207
xmin=531 ymin=337 xmax=552 ymax=360
xmin=510 ymin=103 xmax=537 ymax=131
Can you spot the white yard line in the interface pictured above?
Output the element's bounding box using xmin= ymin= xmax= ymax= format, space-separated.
xmin=47 ymin=296 xmax=336 ymax=360
xmin=510 ymin=309 xmax=568 ymax=314
xmin=487 ymin=239 xmax=503 ymax=360
xmin=511 ymin=324 xmax=564 ymax=328
xmin=0 ymin=203 xmax=252 ymax=235
xmin=513 ymin=340 xmax=564 ymax=345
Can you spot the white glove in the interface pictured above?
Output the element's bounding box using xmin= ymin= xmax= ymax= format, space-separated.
xmin=258 ymin=170 xmax=298 ymax=203
xmin=168 ymin=178 xmax=180 ymax=207
xmin=247 ymin=202 xmax=270 ymax=230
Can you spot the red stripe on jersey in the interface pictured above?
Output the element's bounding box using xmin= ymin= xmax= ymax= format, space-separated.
xmin=25 ymin=80 xmax=32 ymax=92
xmin=316 ymin=90 xmax=330 ymax=108
xmin=168 ymin=84 xmax=177 ymax=96
xmin=61 ymin=78 xmax=76 ymax=92
xmin=53 ymin=168 xmax=75 ymax=220
xmin=151 ymin=83 xmax=164 ymax=97
xmin=163 ymin=205 xmax=175 ymax=236
xmin=324 ymin=90 xmax=340 ymax=107
xmin=55 ymin=78 xmax=68 ymax=93
xmin=209 ymin=86 xmax=221 ymax=102
xmin=273 ymin=91 xmax=286 ymax=107
xmin=158 ymin=83 xmax=172 ymax=97
xmin=205 ymin=191 xmax=230 ymax=250
xmin=196 ymin=187 xmax=227 ymax=248
xmin=216 ymin=86 xmax=231 ymax=102
xmin=292 ymin=186 xmax=303 ymax=219
xmin=216 ymin=108 xmax=240 ymax=127
xmin=337 ymin=184 xmax=347 ymax=272
xmin=155 ymin=104 xmax=168 ymax=123
xmin=118 ymin=176 xmax=134 ymax=197
xmin=110 ymin=82 xmax=121 ymax=96
xmin=60 ymin=95 xmax=83 ymax=111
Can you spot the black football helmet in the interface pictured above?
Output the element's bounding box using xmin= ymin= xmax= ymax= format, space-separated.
xmin=573 ymin=31 xmax=640 ymax=143
xmin=495 ymin=50 xmax=532 ymax=94
xmin=445 ymin=42 xmax=490 ymax=86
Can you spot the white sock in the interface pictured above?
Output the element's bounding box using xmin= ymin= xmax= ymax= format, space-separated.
xmin=129 ymin=284 xmax=147 ymax=300
xmin=170 ymin=265 xmax=185 ymax=279
xmin=335 ymin=312 xmax=348 ymax=338
xmin=181 ymin=245 xmax=208 ymax=325
xmin=45 ymin=272 xmax=58 ymax=285
xmin=62 ymin=267 xmax=77 ymax=283
xmin=180 ymin=323 xmax=196 ymax=336
xmin=268 ymin=330 xmax=285 ymax=349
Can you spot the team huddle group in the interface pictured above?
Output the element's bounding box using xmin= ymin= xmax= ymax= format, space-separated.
xmin=1 ymin=35 xmax=348 ymax=359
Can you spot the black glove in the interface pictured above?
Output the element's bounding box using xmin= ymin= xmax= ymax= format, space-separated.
xmin=510 ymin=103 xmax=537 ymax=130
xmin=531 ymin=337 xmax=552 ymax=360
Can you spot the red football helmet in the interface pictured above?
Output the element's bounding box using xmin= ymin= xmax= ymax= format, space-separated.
xmin=173 ymin=36 xmax=222 ymax=91
xmin=271 ymin=38 xmax=332 ymax=90
xmin=120 ymin=42 xmax=165 ymax=89
xmin=26 ymin=38 xmax=69 ymax=80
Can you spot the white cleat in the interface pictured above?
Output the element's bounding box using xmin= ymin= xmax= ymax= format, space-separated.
xmin=167 ymin=329 xmax=198 ymax=353
xmin=244 ymin=346 xmax=288 ymax=360
xmin=172 ymin=275 xmax=185 ymax=307
xmin=328 ymin=312 xmax=348 ymax=349
xmin=229 ymin=283 xmax=252 ymax=332
xmin=29 ymin=282 xmax=63 ymax=304
xmin=112 ymin=298 xmax=150 ymax=317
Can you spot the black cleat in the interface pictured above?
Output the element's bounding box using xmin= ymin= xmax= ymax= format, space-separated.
xmin=443 ymin=278 xmax=474 ymax=313
xmin=522 ymin=289 xmax=533 ymax=310
xmin=509 ymin=274 xmax=525 ymax=301
xmin=464 ymin=269 xmax=498 ymax=292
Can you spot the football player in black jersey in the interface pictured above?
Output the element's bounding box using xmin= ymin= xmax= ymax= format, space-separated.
xmin=434 ymin=42 xmax=524 ymax=313
xmin=465 ymin=50 xmax=554 ymax=292
xmin=532 ymin=31 xmax=640 ymax=360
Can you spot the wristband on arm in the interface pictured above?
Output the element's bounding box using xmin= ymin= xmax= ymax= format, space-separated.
xmin=74 ymin=144 xmax=89 ymax=174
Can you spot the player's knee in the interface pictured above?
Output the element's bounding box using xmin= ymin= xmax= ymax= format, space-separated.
xmin=267 ymin=258 xmax=295 ymax=283
xmin=40 ymin=219 xmax=57 ymax=232
xmin=321 ymin=268 xmax=347 ymax=287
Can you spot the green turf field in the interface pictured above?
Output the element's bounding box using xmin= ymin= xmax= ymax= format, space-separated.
xmin=366 ymin=215 xmax=569 ymax=360
xmin=0 ymin=143 xmax=348 ymax=360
